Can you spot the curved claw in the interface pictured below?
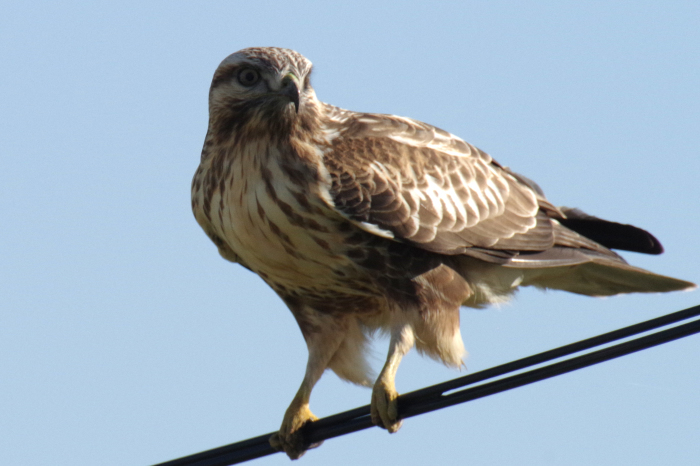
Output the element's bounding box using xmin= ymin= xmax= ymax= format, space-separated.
xmin=269 ymin=401 xmax=322 ymax=459
xmin=371 ymin=380 xmax=403 ymax=433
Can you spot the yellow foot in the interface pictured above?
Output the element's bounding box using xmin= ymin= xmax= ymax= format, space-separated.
xmin=371 ymin=380 xmax=403 ymax=433
xmin=269 ymin=401 xmax=322 ymax=460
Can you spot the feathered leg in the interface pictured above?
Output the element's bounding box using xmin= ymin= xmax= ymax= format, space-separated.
xmin=371 ymin=323 xmax=415 ymax=432
xmin=269 ymin=308 xmax=347 ymax=459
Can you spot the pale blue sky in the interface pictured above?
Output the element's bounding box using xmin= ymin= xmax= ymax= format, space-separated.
xmin=1 ymin=2 xmax=699 ymax=465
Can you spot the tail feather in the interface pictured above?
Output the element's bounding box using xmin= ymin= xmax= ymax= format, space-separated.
xmin=502 ymin=209 xmax=695 ymax=296
xmin=558 ymin=208 xmax=664 ymax=255
xmin=518 ymin=255 xmax=695 ymax=296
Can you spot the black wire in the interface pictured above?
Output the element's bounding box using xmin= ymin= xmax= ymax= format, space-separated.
xmin=152 ymin=304 xmax=700 ymax=466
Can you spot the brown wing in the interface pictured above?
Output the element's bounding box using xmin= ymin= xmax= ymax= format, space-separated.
xmin=319 ymin=106 xmax=695 ymax=295
xmin=322 ymin=109 xmax=591 ymax=262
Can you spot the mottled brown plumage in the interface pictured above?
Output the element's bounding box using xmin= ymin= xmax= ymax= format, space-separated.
xmin=191 ymin=47 xmax=694 ymax=459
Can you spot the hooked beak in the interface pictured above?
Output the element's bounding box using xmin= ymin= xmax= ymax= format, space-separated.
xmin=280 ymin=73 xmax=300 ymax=113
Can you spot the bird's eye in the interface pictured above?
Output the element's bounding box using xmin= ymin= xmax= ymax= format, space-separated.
xmin=237 ymin=68 xmax=260 ymax=87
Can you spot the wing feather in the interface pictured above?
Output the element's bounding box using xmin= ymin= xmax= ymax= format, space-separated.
xmin=323 ymin=109 xmax=564 ymax=259
xmin=315 ymin=108 xmax=693 ymax=294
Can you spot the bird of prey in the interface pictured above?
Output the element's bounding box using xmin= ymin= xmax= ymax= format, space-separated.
xmin=191 ymin=47 xmax=695 ymax=459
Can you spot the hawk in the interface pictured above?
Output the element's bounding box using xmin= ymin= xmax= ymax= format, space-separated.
xmin=191 ymin=47 xmax=694 ymax=459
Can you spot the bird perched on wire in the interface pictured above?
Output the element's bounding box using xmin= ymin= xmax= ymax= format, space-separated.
xmin=191 ymin=47 xmax=695 ymax=459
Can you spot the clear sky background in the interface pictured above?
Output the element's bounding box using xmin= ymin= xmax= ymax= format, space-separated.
xmin=2 ymin=2 xmax=699 ymax=465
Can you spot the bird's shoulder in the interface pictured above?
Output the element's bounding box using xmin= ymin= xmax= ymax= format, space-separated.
xmin=321 ymin=104 xmax=492 ymax=166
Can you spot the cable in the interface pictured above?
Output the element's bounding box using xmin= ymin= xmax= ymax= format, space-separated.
xmin=152 ymin=304 xmax=700 ymax=466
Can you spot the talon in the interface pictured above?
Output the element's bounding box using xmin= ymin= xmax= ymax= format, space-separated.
xmin=371 ymin=380 xmax=403 ymax=433
xmin=269 ymin=400 xmax=322 ymax=459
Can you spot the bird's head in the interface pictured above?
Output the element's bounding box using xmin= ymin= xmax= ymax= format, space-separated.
xmin=207 ymin=47 xmax=317 ymax=140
